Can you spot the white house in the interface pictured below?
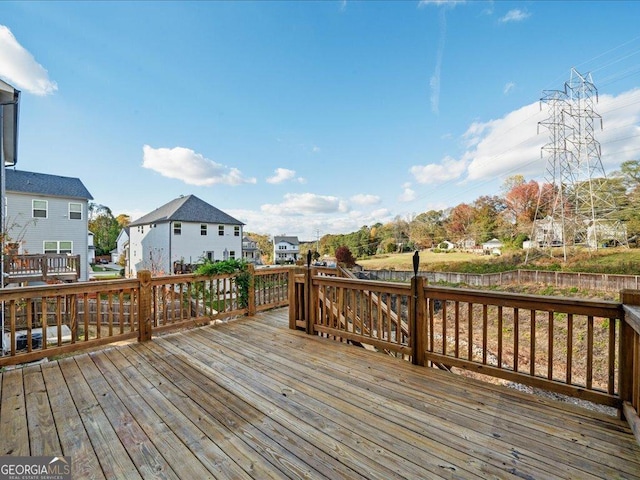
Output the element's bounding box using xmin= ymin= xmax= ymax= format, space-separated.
xmin=111 ymin=227 xmax=129 ymax=265
xmin=5 ymin=169 xmax=93 ymax=281
xmin=128 ymin=195 xmax=244 ymax=276
xmin=482 ymin=238 xmax=503 ymax=255
xmin=242 ymin=236 xmax=261 ymax=265
xmin=88 ymin=232 xmax=96 ymax=265
xmin=273 ymin=235 xmax=299 ymax=264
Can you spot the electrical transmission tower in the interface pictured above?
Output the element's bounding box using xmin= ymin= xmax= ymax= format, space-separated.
xmin=528 ymin=68 xmax=627 ymax=262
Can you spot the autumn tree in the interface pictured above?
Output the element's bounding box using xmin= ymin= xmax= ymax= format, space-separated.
xmin=444 ymin=203 xmax=475 ymax=242
xmin=335 ymin=246 xmax=357 ymax=267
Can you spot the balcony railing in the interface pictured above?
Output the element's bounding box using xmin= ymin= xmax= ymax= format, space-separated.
xmin=0 ymin=265 xmax=290 ymax=365
xmin=288 ymin=264 xmax=640 ymax=444
xmin=3 ymin=253 xmax=81 ymax=285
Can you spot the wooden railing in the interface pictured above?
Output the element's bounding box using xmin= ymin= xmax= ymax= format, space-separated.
xmin=290 ymin=265 xmax=640 ymax=442
xmin=0 ymin=265 xmax=290 ymax=366
xmin=3 ymin=253 xmax=81 ymax=285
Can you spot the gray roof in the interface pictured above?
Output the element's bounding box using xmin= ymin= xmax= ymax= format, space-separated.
xmin=130 ymin=194 xmax=244 ymax=227
xmin=6 ymin=169 xmax=93 ymax=200
xmin=274 ymin=235 xmax=299 ymax=245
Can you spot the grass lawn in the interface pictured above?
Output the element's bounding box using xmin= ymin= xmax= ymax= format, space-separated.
xmin=358 ymin=251 xmax=480 ymax=271
xmin=357 ymin=247 xmax=640 ymax=275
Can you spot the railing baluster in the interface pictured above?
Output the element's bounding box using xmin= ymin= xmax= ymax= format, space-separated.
xmin=567 ymin=313 xmax=574 ymax=385
xmin=530 ymin=309 xmax=536 ymax=377
xmin=482 ymin=304 xmax=488 ymax=365
xmin=513 ymin=308 xmax=519 ymax=372
xmin=467 ymin=302 xmax=473 ymax=361
xmin=548 ymin=311 xmax=554 ymax=380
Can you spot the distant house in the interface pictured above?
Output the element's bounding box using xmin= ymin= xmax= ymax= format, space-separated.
xmin=111 ymin=227 xmax=129 ymax=265
xmin=242 ymin=236 xmax=261 ymax=265
xmin=482 ymin=238 xmax=503 ymax=255
xmin=457 ymin=238 xmax=476 ymax=250
xmin=273 ymin=235 xmax=299 ymax=264
xmin=438 ymin=240 xmax=455 ymax=251
xmin=5 ymin=169 xmax=93 ymax=281
xmin=531 ymin=216 xmax=563 ymax=247
xmin=128 ymin=195 xmax=244 ymax=276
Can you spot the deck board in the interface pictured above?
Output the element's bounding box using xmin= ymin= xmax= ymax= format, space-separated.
xmin=1 ymin=307 xmax=639 ymax=479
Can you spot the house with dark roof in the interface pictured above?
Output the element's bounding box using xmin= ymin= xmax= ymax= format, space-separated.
xmin=5 ymin=169 xmax=94 ymax=281
xmin=128 ymin=195 xmax=244 ymax=276
xmin=273 ymin=235 xmax=299 ymax=264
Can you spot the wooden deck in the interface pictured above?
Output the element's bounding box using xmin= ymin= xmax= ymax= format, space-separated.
xmin=1 ymin=308 xmax=639 ymax=479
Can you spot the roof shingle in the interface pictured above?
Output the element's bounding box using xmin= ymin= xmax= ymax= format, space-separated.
xmin=130 ymin=194 xmax=244 ymax=226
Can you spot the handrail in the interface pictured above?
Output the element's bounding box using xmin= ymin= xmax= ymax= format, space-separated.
xmin=293 ymin=269 xmax=633 ymax=412
xmin=0 ymin=266 xmax=291 ymax=367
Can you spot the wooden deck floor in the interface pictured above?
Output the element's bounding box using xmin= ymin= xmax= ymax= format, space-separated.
xmin=1 ymin=308 xmax=639 ymax=479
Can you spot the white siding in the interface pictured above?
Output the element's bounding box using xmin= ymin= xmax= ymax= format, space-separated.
xmin=129 ymin=221 xmax=242 ymax=276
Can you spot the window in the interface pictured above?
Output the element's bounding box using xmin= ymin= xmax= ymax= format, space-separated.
xmin=33 ymin=200 xmax=47 ymax=218
xmin=69 ymin=202 xmax=82 ymax=220
xmin=201 ymin=224 xmax=207 ymax=236
xmin=174 ymin=222 xmax=181 ymax=235
xmin=234 ymin=226 xmax=240 ymax=237
xmin=218 ymin=225 xmax=224 ymax=236
xmin=229 ymin=251 xmax=236 ymax=259
xmin=278 ymin=245 xmax=287 ymax=250
xmin=44 ymin=241 xmax=72 ymax=254
xmin=206 ymin=251 xmax=214 ymax=261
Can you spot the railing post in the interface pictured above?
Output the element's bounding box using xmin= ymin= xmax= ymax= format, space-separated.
xmin=247 ymin=264 xmax=256 ymax=317
xmin=412 ymin=275 xmax=427 ymax=366
xmin=620 ymin=290 xmax=639 ymax=426
xmin=41 ymin=256 xmax=48 ymax=282
xmin=411 ymin=251 xmax=426 ymax=366
xmin=304 ymin=251 xmax=314 ymax=334
xmin=288 ymin=268 xmax=296 ymax=330
xmin=137 ymin=270 xmax=152 ymax=342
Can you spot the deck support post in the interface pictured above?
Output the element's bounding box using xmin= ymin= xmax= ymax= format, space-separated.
xmin=138 ymin=270 xmax=152 ymax=342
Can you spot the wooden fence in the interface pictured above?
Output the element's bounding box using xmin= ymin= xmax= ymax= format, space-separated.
xmin=289 ymin=265 xmax=640 ymax=442
xmin=0 ymin=265 xmax=291 ymax=366
xmin=362 ymin=268 xmax=640 ymax=291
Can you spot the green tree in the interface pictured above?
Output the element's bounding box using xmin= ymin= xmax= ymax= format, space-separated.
xmin=88 ymin=203 xmax=120 ymax=256
xmin=409 ymin=210 xmax=445 ymax=249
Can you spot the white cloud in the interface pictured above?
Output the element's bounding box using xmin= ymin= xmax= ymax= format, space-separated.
xmin=0 ymin=25 xmax=57 ymax=95
xmin=266 ymin=168 xmax=305 ymax=184
xmin=261 ymin=193 xmax=349 ymax=216
xmin=418 ymin=0 xmax=465 ymax=7
xmin=398 ymin=183 xmax=416 ymax=202
xmin=410 ymin=88 xmax=640 ymax=189
xmin=142 ymin=145 xmax=256 ymax=186
xmin=350 ymin=194 xmax=380 ymax=206
xmin=410 ymin=156 xmax=469 ymax=184
xmin=503 ymin=82 xmax=515 ymax=95
xmin=499 ymin=9 xmax=531 ymax=23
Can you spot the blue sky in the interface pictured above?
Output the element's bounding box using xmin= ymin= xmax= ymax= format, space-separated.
xmin=2 ymin=1 xmax=640 ymax=241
